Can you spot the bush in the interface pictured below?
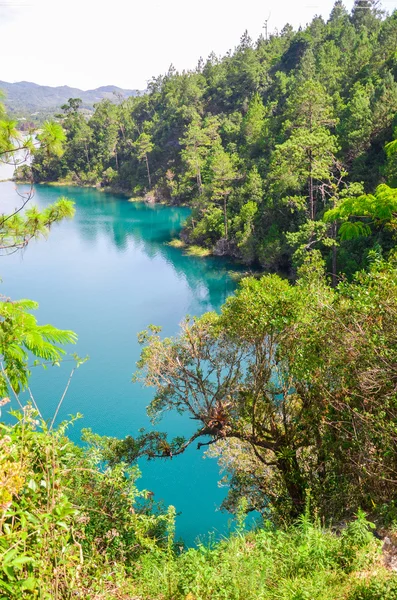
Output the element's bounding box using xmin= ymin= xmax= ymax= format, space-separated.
xmin=348 ymin=577 xmax=397 ymax=600
xmin=0 ymin=410 xmax=168 ymax=598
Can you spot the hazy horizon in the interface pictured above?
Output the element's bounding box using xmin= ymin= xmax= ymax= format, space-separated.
xmin=2 ymin=0 xmax=396 ymax=91
xmin=0 ymin=80 xmax=142 ymax=92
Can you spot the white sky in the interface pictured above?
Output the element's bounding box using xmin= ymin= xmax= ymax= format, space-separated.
xmin=1 ymin=0 xmax=397 ymax=90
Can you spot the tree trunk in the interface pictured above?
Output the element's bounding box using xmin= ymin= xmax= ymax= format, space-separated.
xmin=308 ymin=150 xmax=314 ymax=220
xmin=145 ymin=154 xmax=152 ymax=188
xmin=277 ymin=453 xmax=306 ymax=518
xmin=223 ymin=195 xmax=228 ymax=239
xmin=197 ymin=167 xmax=203 ymax=195
xmin=332 ymin=221 xmax=337 ymax=288
xmin=84 ymin=143 xmax=91 ymax=170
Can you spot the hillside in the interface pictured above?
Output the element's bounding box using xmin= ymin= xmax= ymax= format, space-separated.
xmin=0 ymin=80 xmax=142 ymax=119
xmin=30 ymin=2 xmax=397 ymax=278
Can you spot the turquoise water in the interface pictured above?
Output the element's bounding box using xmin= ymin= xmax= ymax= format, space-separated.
xmin=0 ymin=182 xmax=243 ymax=544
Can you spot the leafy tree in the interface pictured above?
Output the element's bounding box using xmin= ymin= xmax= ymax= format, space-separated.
xmin=208 ymin=146 xmax=238 ymax=239
xmin=241 ymin=93 xmax=265 ymax=155
xmin=271 ymin=79 xmax=338 ymax=220
xmin=134 ymin=254 xmax=397 ymax=522
xmin=384 ymin=128 xmax=397 ymax=186
xmin=180 ymin=116 xmax=220 ymax=195
xmin=233 ymin=200 xmax=258 ymax=262
xmin=37 ymin=121 xmax=66 ymax=158
xmin=351 ymin=0 xmax=383 ymax=31
xmin=0 ymin=297 xmax=77 ymax=396
xmin=324 ymin=183 xmax=397 ymax=239
xmin=135 ymin=131 xmax=154 ymax=189
xmin=0 ymin=196 xmax=75 ymax=255
xmin=338 ymin=83 xmax=373 ymax=162
xmin=88 ymin=99 xmax=119 ymax=176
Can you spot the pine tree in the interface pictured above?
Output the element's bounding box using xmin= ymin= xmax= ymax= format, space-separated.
xmin=209 ymin=146 xmax=238 ymax=239
xmin=351 ymin=0 xmax=383 ymax=31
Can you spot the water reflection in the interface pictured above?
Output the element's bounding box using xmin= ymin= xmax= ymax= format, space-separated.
xmin=23 ymin=184 xmax=240 ymax=311
xmin=0 ymin=182 xmax=244 ymax=545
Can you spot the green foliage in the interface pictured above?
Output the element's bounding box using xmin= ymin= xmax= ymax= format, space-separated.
xmin=324 ymin=184 xmax=397 ymax=238
xmin=29 ymin=3 xmax=397 ymax=273
xmin=242 ymin=93 xmax=266 ymax=155
xmin=348 ymin=578 xmax=397 ymax=600
xmin=0 ymin=295 xmax=77 ymax=395
xmin=134 ymin=254 xmax=397 ymax=524
xmin=0 ymin=412 xmax=168 ymax=598
xmin=0 ymin=196 xmax=75 ymax=254
xmin=37 ymin=121 xmax=66 ymax=157
xmin=0 ymin=410 xmax=389 ymax=600
xmin=132 ymin=512 xmax=383 ymax=600
xmin=189 ymin=206 xmax=225 ymax=246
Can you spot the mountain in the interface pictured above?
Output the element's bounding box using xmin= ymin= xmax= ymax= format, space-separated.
xmin=0 ymin=80 xmax=142 ymax=117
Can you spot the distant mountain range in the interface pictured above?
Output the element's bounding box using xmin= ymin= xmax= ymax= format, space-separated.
xmin=0 ymin=80 xmax=143 ymax=117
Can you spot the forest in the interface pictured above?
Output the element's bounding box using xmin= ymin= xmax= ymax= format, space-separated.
xmin=27 ymin=0 xmax=397 ymax=279
xmin=2 ymin=0 xmax=397 ymax=598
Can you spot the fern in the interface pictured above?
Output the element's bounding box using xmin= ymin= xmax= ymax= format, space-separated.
xmin=339 ymin=221 xmax=371 ymax=240
xmin=0 ymin=295 xmax=77 ymax=394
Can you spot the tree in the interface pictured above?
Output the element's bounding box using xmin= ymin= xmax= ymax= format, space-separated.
xmin=338 ymin=83 xmax=373 ymax=162
xmin=56 ymin=98 xmax=93 ymax=181
xmin=180 ymin=116 xmax=220 ymax=195
xmin=134 ymin=254 xmax=397 ymax=521
xmin=0 ymin=196 xmax=75 ymax=255
xmin=135 ymin=131 xmax=154 ymax=189
xmin=0 ymin=99 xmax=75 ymax=255
xmin=241 ymin=93 xmax=265 ymax=155
xmin=0 ymin=297 xmax=77 ymax=397
xmin=328 ymin=0 xmax=349 ymax=26
xmin=324 ymin=183 xmax=397 ymax=239
xmin=384 ymin=129 xmax=397 ymax=186
xmin=1 ymin=111 xmax=64 ymax=174
xmin=233 ymin=200 xmax=258 ymax=262
xmin=270 ymin=128 xmax=339 ymax=220
xmin=134 ymin=271 xmax=326 ymax=517
xmin=88 ymin=99 xmax=119 ymax=175
xmin=208 ymin=146 xmax=238 ymax=239
xmin=351 ymin=0 xmax=383 ymax=31
xmin=270 ymin=80 xmax=338 ymax=220
xmin=38 ymin=121 xmax=66 ymax=158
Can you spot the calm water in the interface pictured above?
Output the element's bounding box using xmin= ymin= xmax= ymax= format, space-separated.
xmin=0 ymin=182 xmax=243 ymax=544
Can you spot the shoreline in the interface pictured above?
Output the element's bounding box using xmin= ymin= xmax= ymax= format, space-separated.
xmin=8 ymin=178 xmax=262 ymax=272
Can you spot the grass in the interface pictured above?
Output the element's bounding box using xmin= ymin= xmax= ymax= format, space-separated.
xmin=131 ymin=516 xmax=394 ymax=600
xmin=167 ymin=238 xmax=186 ymax=248
xmin=167 ymin=239 xmax=212 ymax=257
xmin=1 ymin=411 xmax=395 ymax=599
xmin=185 ymin=245 xmax=212 ymax=257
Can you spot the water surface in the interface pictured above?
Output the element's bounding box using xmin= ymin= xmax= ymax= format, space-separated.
xmin=0 ymin=182 xmax=242 ymax=544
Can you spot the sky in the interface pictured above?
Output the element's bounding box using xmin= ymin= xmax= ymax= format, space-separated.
xmin=1 ymin=0 xmax=397 ymax=91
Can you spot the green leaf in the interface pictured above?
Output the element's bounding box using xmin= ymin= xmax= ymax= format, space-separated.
xmin=27 ymin=478 xmax=38 ymax=492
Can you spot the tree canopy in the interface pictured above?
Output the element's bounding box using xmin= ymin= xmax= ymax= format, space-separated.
xmin=30 ymin=2 xmax=397 ymax=279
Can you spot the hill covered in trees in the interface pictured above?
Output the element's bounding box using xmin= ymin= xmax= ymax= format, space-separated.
xmin=1 ymin=80 xmax=141 ymax=124
xmin=30 ymin=0 xmax=397 ymax=279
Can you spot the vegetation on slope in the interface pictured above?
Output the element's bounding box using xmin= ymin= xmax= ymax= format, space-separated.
xmin=0 ymin=81 xmax=141 ymax=128
xmin=30 ymin=0 xmax=397 ymax=277
xmin=1 ymin=417 xmax=395 ymax=600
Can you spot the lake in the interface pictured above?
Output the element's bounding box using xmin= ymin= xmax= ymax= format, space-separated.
xmin=0 ymin=182 xmax=245 ymax=545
